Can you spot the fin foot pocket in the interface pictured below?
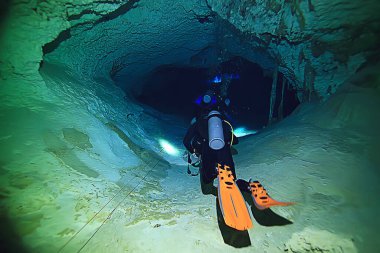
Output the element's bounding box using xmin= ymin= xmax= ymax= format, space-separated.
xmin=249 ymin=181 xmax=295 ymax=210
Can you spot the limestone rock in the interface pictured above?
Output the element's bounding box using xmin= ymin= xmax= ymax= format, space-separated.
xmin=206 ymin=0 xmax=380 ymax=99
xmin=285 ymin=227 xmax=357 ymax=253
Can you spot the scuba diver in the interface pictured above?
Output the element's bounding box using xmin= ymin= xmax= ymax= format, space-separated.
xmin=183 ymin=90 xmax=236 ymax=193
xmin=183 ymin=75 xmax=294 ymax=231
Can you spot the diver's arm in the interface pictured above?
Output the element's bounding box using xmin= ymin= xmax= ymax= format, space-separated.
xmin=183 ymin=123 xmax=197 ymax=153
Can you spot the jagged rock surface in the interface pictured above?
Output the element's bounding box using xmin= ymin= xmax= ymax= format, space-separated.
xmin=44 ymin=0 xmax=217 ymax=93
xmin=206 ymin=0 xmax=380 ymax=100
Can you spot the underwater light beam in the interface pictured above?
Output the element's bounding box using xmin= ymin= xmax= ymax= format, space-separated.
xmin=159 ymin=139 xmax=180 ymax=156
xmin=234 ymin=127 xmax=258 ymax=137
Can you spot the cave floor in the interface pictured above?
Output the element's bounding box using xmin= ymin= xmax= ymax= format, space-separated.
xmin=1 ymin=63 xmax=379 ymax=253
xmin=1 ymin=104 xmax=378 ymax=253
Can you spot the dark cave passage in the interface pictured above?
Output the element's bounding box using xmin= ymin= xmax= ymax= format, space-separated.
xmin=135 ymin=66 xmax=209 ymax=120
xmin=134 ymin=57 xmax=300 ymax=130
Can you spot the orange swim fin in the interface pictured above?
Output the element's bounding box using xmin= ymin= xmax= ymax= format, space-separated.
xmin=249 ymin=180 xmax=295 ymax=210
xmin=217 ymin=163 xmax=253 ymax=231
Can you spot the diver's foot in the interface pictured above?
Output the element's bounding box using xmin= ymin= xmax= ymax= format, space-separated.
xmin=236 ymin=179 xmax=251 ymax=193
xmin=249 ymin=180 xmax=295 ymax=210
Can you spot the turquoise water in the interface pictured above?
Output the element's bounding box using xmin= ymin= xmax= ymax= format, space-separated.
xmin=1 ymin=1 xmax=379 ymax=252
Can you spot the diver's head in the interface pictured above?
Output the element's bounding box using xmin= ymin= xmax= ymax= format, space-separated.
xmin=203 ymin=94 xmax=212 ymax=104
xmin=196 ymin=90 xmax=230 ymax=111
xmin=197 ymin=90 xmax=216 ymax=106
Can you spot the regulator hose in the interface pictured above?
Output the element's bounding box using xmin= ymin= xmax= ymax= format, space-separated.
xmin=223 ymin=120 xmax=234 ymax=146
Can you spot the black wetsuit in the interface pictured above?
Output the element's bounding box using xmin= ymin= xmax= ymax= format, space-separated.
xmin=183 ymin=113 xmax=239 ymax=185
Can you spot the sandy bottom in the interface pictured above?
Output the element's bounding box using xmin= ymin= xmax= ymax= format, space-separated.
xmin=1 ymin=67 xmax=379 ymax=253
xmin=2 ymin=109 xmax=379 ymax=253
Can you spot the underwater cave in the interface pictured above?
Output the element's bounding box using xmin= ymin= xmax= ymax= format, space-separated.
xmin=135 ymin=57 xmax=300 ymax=129
xmin=0 ymin=0 xmax=379 ymax=253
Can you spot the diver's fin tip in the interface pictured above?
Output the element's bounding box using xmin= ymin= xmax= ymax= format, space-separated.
xmin=249 ymin=181 xmax=295 ymax=209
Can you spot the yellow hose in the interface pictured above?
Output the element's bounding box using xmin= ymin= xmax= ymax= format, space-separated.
xmin=223 ymin=120 xmax=234 ymax=146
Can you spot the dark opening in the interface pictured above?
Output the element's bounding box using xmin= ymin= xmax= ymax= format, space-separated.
xmin=225 ymin=57 xmax=272 ymax=129
xmin=136 ymin=66 xmax=209 ymax=118
xmin=135 ymin=57 xmax=299 ymax=130
xmin=225 ymin=57 xmax=300 ymax=129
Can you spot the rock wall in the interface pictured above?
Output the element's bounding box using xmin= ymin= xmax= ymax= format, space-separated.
xmin=207 ymin=0 xmax=380 ymax=100
xmin=43 ymin=0 xmax=217 ymax=94
xmin=0 ymin=0 xmax=131 ymax=108
xmin=0 ymin=0 xmax=132 ymax=80
xmin=0 ymin=1 xmax=200 ymax=251
xmin=2 ymin=0 xmax=376 ymax=101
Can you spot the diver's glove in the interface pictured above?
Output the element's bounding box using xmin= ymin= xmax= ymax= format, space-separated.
xmin=189 ymin=153 xmax=201 ymax=167
xmin=182 ymin=151 xmax=200 ymax=167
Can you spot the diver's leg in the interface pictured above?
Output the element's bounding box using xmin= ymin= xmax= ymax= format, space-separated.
xmin=199 ymin=155 xmax=217 ymax=196
xmin=200 ymin=174 xmax=217 ymax=196
xmin=217 ymin=146 xmax=239 ymax=179
xmin=236 ymin=179 xmax=251 ymax=193
xmin=217 ymin=146 xmax=252 ymax=193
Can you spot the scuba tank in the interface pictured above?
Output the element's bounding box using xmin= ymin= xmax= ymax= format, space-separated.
xmin=207 ymin=110 xmax=225 ymax=150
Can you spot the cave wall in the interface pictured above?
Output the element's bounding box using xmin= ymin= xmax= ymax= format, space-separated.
xmin=43 ymin=0 xmax=218 ymax=94
xmin=0 ymin=0 xmax=137 ymax=79
xmin=0 ymin=0 xmax=130 ymax=110
xmin=207 ymin=0 xmax=380 ymax=100
xmin=0 ymin=1 xmax=198 ymax=251
xmin=0 ymin=1 xmax=379 ymax=252
xmin=0 ymin=0 xmax=219 ymax=167
xmin=2 ymin=0 xmax=378 ymax=102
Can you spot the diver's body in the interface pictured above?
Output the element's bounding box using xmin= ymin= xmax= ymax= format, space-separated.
xmin=183 ymin=106 xmax=239 ymax=195
xmin=183 ymin=110 xmax=239 ymax=184
xmin=183 ymin=72 xmax=295 ymax=232
xmin=183 ymin=96 xmax=294 ymax=210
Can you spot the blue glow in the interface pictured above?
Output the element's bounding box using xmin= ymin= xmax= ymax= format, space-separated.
xmin=210 ymin=73 xmax=240 ymax=83
xmin=211 ymin=96 xmax=217 ymax=105
xmin=159 ymin=139 xmax=180 ymax=156
xmin=211 ymin=75 xmax=222 ymax=83
xmin=195 ymin=96 xmax=202 ymax=105
xmin=234 ymin=127 xmax=258 ymax=137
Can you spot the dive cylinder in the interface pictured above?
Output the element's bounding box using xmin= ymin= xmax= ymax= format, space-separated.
xmin=208 ymin=110 xmax=225 ymax=150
